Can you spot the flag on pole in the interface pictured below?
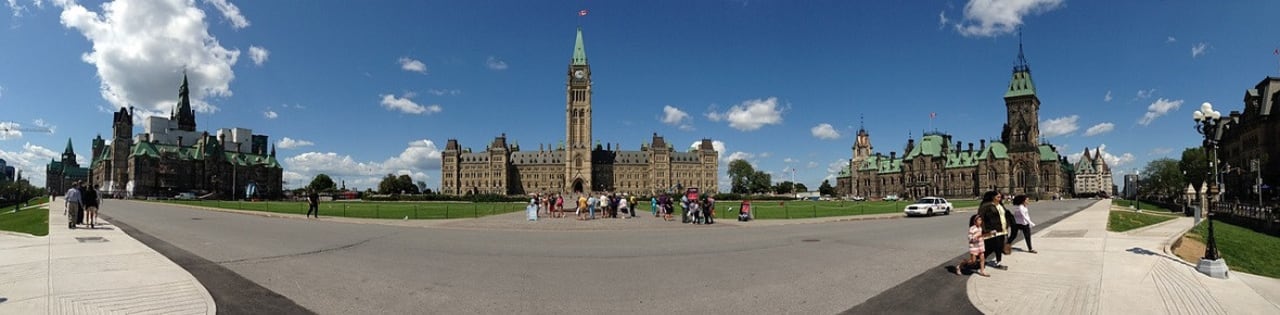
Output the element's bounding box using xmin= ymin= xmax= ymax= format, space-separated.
xmin=579 ymin=9 xmax=589 ymax=16
xmin=930 ymin=112 xmax=937 ymax=119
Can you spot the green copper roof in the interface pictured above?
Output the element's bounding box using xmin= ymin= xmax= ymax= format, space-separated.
xmin=1038 ymin=144 xmax=1059 ymax=162
xmin=64 ymin=138 xmax=74 ymax=154
xmin=904 ymin=135 xmax=946 ymax=160
xmin=132 ymin=141 xmax=159 ymax=158
xmin=977 ymin=142 xmax=1009 ymax=160
xmin=1005 ymin=70 xmax=1036 ymax=98
xmin=571 ymin=27 xmax=587 ymax=65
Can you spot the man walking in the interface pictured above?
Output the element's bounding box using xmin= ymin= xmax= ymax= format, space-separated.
xmin=306 ymin=189 xmax=320 ymax=218
xmin=64 ymin=181 xmax=82 ymax=229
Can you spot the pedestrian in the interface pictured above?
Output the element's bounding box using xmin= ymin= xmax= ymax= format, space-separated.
xmin=628 ymin=194 xmax=637 ymax=218
xmin=978 ymin=191 xmax=1009 ymax=270
xmin=618 ymin=194 xmax=630 ymax=219
xmin=705 ymin=196 xmax=716 ymax=224
xmin=680 ymin=195 xmax=690 ymax=223
xmin=1007 ymin=195 xmax=1037 ymax=253
xmin=556 ymin=194 xmax=565 ymax=218
xmin=83 ymin=185 xmax=101 ymax=229
xmin=587 ymin=194 xmax=598 ymax=220
xmin=526 ymin=197 xmax=539 ymax=221
xmin=659 ymin=193 xmax=673 ymax=221
xmin=955 ymin=214 xmax=992 ymax=277
xmin=650 ymin=196 xmax=658 ymax=217
xmin=577 ymin=194 xmax=588 ymax=220
xmin=64 ymin=181 xmax=82 ymax=229
xmin=306 ymin=189 xmax=320 ymax=218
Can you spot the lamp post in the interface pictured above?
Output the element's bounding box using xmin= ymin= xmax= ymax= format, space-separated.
xmin=1192 ymin=102 xmax=1236 ymax=279
xmin=1135 ymin=170 xmax=1141 ymax=211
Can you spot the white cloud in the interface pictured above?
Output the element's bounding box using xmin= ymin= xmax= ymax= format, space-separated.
xmin=810 ymin=123 xmax=840 ymax=140
xmin=938 ymin=11 xmax=949 ymax=29
xmin=379 ymin=93 xmax=441 ymax=115
xmin=282 ymin=139 xmax=442 ymax=189
xmin=1083 ymin=122 xmax=1114 ymax=136
xmin=1138 ymin=98 xmax=1183 ymax=126
xmin=1104 ymin=90 xmax=1112 ymax=102
xmin=689 ymin=140 xmax=727 ymax=162
xmin=0 ymin=84 xmax=4 ymax=99
xmin=248 ymin=45 xmax=269 ymax=66
xmin=6 ymin=0 xmax=27 ymax=17
xmin=485 ymin=56 xmax=508 ymax=70
xmin=32 ymin=119 xmax=55 ymax=134
xmin=759 ymin=152 xmax=771 ymax=158
xmin=783 ymin=157 xmax=797 ymax=164
xmin=705 ymin=97 xmax=784 ymax=131
xmin=276 ymin=137 xmax=313 ymax=149
xmin=263 ymin=110 xmax=277 ymax=119
xmin=953 ymin=0 xmax=1064 ymax=37
xmin=1040 ymin=115 xmax=1079 ymax=137
xmin=427 ymin=89 xmax=461 ymax=96
xmin=724 ymin=151 xmax=754 ymax=163
xmin=399 ymin=57 xmax=427 ymax=74
xmin=1192 ymin=42 xmax=1207 ymax=58
xmin=55 ymin=0 xmax=241 ymax=115
xmin=1096 ymin=144 xmax=1134 ymax=167
xmin=1150 ymin=147 xmax=1173 ymax=156
xmin=824 ymin=159 xmax=849 ymax=183
xmin=204 ymin=0 xmax=249 ymax=29
xmin=807 ymin=161 xmax=819 ymax=169
xmin=0 ymin=121 xmax=22 ymax=140
xmin=1166 ymin=36 xmax=1177 ymax=43
xmin=1136 ymin=88 xmax=1157 ymax=100
xmin=661 ymin=105 xmax=693 ymax=131
xmin=0 ymin=142 xmax=60 ymax=186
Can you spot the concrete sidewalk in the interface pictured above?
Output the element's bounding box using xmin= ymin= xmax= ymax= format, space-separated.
xmin=0 ymin=200 xmax=215 ymax=314
xmin=968 ymin=200 xmax=1280 ymax=314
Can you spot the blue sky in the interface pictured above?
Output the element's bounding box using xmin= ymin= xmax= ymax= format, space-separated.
xmin=1 ymin=0 xmax=1277 ymax=192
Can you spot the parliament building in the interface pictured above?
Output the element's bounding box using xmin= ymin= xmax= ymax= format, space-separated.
xmin=440 ymin=27 xmax=719 ymax=196
xmin=836 ymin=43 xmax=1074 ymax=200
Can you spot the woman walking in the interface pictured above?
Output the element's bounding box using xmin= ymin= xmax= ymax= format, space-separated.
xmin=82 ymin=185 xmax=101 ymax=229
xmin=1008 ymin=195 xmax=1037 ymax=253
xmin=978 ymin=191 xmax=1010 ymax=270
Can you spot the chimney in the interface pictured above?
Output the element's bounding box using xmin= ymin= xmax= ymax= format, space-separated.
xmin=890 ymin=151 xmax=896 ymax=160
xmin=968 ymin=142 xmax=974 ymax=152
xmin=980 ymin=139 xmax=986 ymax=150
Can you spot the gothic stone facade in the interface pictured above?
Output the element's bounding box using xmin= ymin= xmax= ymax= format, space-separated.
xmin=1217 ymin=76 xmax=1280 ymax=203
xmin=45 ymin=138 xmax=89 ymax=195
xmin=88 ymin=75 xmax=283 ymax=199
xmin=1072 ymin=148 xmax=1113 ymax=197
xmin=836 ymin=47 xmax=1073 ymax=200
xmin=441 ymin=28 xmax=719 ymax=196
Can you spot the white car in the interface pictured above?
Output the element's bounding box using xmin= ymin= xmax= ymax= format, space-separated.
xmin=903 ymin=197 xmax=952 ymax=217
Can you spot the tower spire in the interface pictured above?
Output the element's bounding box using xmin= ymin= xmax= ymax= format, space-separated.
xmin=1015 ymin=28 xmax=1030 ymax=73
xmin=571 ymin=27 xmax=588 ymax=65
xmin=175 ymin=72 xmax=197 ymax=131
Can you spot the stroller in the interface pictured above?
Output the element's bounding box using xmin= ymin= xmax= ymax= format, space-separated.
xmin=738 ymin=201 xmax=752 ymax=222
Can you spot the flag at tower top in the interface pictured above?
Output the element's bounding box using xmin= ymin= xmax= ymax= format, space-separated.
xmin=579 ymin=9 xmax=588 ymax=16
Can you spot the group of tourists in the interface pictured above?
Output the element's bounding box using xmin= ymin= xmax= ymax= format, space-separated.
xmin=522 ymin=192 xmax=728 ymax=225
xmin=956 ymin=190 xmax=1036 ymax=277
xmin=63 ymin=181 xmax=102 ymax=229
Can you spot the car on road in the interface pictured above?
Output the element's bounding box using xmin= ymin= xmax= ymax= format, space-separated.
xmin=903 ymin=197 xmax=952 ymax=217
xmin=883 ymin=194 xmax=899 ymax=201
xmin=850 ymin=196 xmax=866 ymax=201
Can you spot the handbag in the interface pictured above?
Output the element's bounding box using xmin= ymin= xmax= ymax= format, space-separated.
xmin=1003 ymin=242 xmax=1013 ymax=255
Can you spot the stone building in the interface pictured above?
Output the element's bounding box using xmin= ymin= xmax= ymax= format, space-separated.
xmin=836 ymin=43 xmax=1073 ymax=200
xmin=1217 ymin=76 xmax=1280 ymax=203
xmin=440 ymin=27 xmax=719 ymax=196
xmin=87 ymin=75 xmax=283 ymax=199
xmin=1072 ymin=147 xmax=1113 ymax=197
xmin=45 ymin=139 xmax=90 ymax=195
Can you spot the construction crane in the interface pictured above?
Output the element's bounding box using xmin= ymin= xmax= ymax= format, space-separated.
xmin=0 ymin=122 xmax=53 ymax=134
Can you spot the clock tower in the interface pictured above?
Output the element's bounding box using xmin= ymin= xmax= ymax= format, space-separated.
xmin=565 ymin=27 xmax=593 ymax=193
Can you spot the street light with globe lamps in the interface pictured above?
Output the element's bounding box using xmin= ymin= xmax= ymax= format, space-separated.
xmin=1192 ymin=102 xmax=1237 ymax=279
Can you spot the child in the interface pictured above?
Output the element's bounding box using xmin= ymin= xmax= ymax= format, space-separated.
xmin=957 ymin=214 xmax=992 ymax=277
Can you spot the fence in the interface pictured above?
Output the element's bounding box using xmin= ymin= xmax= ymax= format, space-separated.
xmin=1212 ymin=201 xmax=1278 ymax=236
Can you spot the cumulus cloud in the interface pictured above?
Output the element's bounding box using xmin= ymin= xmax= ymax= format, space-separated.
xmin=380 ymin=93 xmax=441 ymax=115
xmin=1083 ymin=122 xmax=1114 ymax=136
xmin=724 ymin=151 xmax=754 ymax=163
xmin=204 ymin=0 xmax=249 ymax=29
xmin=807 ymin=161 xmax=819 ymax=169
xmin=1135 ymin=88 xmax=1157 ymax=100
xmin=689 ymin=140 xmax=726 ymax=162
xmin=248 ymin=45 xmax=269 ymax=66
xmin=399 ymin=57 xmax=427 ymax=74
xmin=1191 ymin=42 xmax=1207 ymax=58
xmin=1065 ymin=144 xmax=1133 ymax=167
xmin=55 ymin=0 xmax=241 ymax=115
xmin=953 ymin=0 xmax=1064 ymax=37
xmin=485 ymin=56 xmax=508 ymax=70
xmin=824 ymin=159 xmax=849 ymax=182
xmin=661 ymin=105 xmax=693 ymax=131
xmin=427 ymin=89 xmax=461 ymax=96
xmin=783 ymin=157 xmax=797 ymax=164
xmin=0 ymin=121 xmax=22 ymax=140
xmin=938 ymin=11 xmax=949 ymax=29
xmin=263 ymin=110 xmax=277 ymax=119
xmin=1104 ymin=90 xmax=1112 ymax=102
xmin=1166 ymin=36 xmax=1176 ymax=43
xmin=6 ymin=0 xmax=28 ymax=17
xmin=282 ymin=139 xmax=442 ymax=189
xmin=810 ymin=123 xmax=840 ymax=140
xmin=1138 ymin=98 xmax=1182 ymax=126
xmin=276 ymin=137 xmax=313 ymax=149
xmin=1040 ymin=115 xmax=1079 ymax=137
xmin=705 ymin=97 xmax=784 ymax=131
xmin=0 ymin=142 xmax=60 ymax=186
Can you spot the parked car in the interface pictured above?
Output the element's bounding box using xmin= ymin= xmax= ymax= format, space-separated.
xmin=883 ymin=194 xmax=899 ymax=201
xmin=851 ymin=196 xmax=866 ymax=201
xmin=903 ymin=197 xmax=952 ymax=217
xmin=174 ymin=192 xmax=196 ymax=200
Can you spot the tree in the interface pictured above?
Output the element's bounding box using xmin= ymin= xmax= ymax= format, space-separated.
xmin=417 ymin=181 xmax=429 ymax=193
xmin=379 ymin=174 xmax=420 ymax=194
xmin=728 ymin=160 xmax=754 ymax=194
xmin=308 ymin=174 xmax=336 ymax=192
xmin=772 ymin=181 xmax=795 ymax=195
xmin=818 ymin=179 xmax=835 ymax=196
xmin=1140 ymin=158 xmax=1184 ymax=201
xmin=1179 ymin=147 xmax=1209 ymax=191
xmin=794 ymin=183 xmax=808 ymax=192
xmin=748 ymin=171 xmax=772 ymax=194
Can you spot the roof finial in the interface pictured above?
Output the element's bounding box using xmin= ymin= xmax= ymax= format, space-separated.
xmin=859 ymin=114 xmax=865 ymax=131
xmin=1015 ymin=27 xmax=1030 ymax=73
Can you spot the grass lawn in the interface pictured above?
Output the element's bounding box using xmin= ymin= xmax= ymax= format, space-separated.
xmin=1107 ymin=210 xmax=1177 ymax=232
xmin=705 ymin=199 xmax=982 ymax=220
xmin=1185 ymin=220 xmax=1280 ymax=279
xmin=160 ymin=200 xmax=527 ymax=219
xmin=1112 ymin=199 xmax=1174 ymax=213
xmin=0 ymin=206 xmax=49 ymax=236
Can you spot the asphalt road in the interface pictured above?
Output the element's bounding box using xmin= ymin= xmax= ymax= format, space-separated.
xmin=101 ymin=199 xmax=1096 ymax=314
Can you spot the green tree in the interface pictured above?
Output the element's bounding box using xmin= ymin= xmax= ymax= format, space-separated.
xmin=1141 ymin=158 xmax=1184 ymax=200
xmin=308 ymin=174 xmax=337 ymax=192
xmin=749 ymin=171 xmax=772 ymax=194
xmin=1179 ymin=147 xmax=1209 ymax=191
xmin=794 ymin=183 xmax=808 ymax=192
xmin=728 ymin=159 xmax=754 ymax=194
xmin=819 ymin=179 xmax=835 ymax=196
xmin=772 ymin=181 xmax=795 ymax=195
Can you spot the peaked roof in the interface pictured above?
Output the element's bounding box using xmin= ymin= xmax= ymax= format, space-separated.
xmin=63 ymin=138 xmax=74 ymax=155
xmin=571 ymin=27 xmax=588 ymax=66
xmin=1004 ymin=37 xmax=1037 ymax=98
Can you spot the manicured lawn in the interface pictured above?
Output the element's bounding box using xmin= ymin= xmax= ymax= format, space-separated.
xmin=0 ymin=205 xmax=49 ymax=236
xmin=1112 ymin=199 xmax=1174 ymax=213
xmin=1107 ymin=210 xmax=1177 ymax=232
xmin=1186 ymin=220 xmax=1280 ymax=279
xmin=704 ymin=199 xmax=982 ymax=220
xmin=160 ymin=200 xmax=527 ymax=219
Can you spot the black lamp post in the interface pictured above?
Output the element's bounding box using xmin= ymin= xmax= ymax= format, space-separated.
xmin=1192 ymin=102 xmax=1236 ymax=278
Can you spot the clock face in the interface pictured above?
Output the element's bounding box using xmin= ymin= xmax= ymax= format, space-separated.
xmin=574 ymin=70 xmax=585 ymax=79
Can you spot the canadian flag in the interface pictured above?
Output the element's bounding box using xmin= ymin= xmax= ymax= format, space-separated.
xmin=579 ymin=9 xmax=588 ymax=16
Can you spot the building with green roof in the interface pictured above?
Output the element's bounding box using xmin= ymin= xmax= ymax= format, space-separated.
xmin=45 ymin=138 xmax=90 ymax=195
xmin=835 ymin=39 xmax=1073 ymax=200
